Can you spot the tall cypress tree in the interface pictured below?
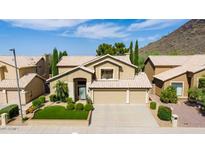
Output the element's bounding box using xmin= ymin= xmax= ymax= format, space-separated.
xmin=129 ymin=41 xmax=133 ymax=64
xmin=52 ymin=48 xmax=59 ymax=77
xmin=134 ymin=40 xmax=139 ymax=66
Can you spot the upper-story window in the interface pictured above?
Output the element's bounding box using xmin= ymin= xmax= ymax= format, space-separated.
xmin=101 ymin=69 xmax=113 ymax=79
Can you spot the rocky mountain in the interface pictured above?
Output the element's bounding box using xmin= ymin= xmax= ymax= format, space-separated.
xmin=140 ymin=19 xmax=205 ymax=55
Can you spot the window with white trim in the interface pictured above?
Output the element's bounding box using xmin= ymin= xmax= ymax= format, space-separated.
xmin=101 ymin=69 xmax=113 ymax=79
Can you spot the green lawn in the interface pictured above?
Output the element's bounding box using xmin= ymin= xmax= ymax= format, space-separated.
xmin=33 ymin=106 xmax=89 ymax=120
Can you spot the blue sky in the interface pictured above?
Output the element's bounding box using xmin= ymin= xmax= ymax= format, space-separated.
xmin=0 ymin=19 xmax=189 ymax=56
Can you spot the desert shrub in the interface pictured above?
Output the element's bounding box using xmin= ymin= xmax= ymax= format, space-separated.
xmin=66 ymin=97 xmax=73 ymax=104
xmin=0 ymin=104 xmax=19 ymax=119
xmin=188 ymin=87 xmax=203 ymax=101
xmin=157 ymin=105 xmax=172 ymax=121
xmin=199 ymin=77 xmax=205 ymax=89
xmin=75 ymin=103 xmax=84 ymax=111
xmin=160 ymin=86 xmax=178 ymax=104
xmin=84 ymin=103 xmax=94 ymax=111
xmin=39 ymin=96 xmax=46 ymax=104
xmin=26 ymin=105 xmax=37 ymax=114
xmin=32 ymin=99 xmax=42 ymax=108
xmin=49 ymin=94 xmax=57 ymax=102
xmin=67 ymin=103 xmax=75 ymax=110
xmin=150 ymin=102 xmax=157 ymax=110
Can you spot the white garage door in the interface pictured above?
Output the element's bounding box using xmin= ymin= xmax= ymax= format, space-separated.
xmin=93 ymin=90 xmax=126 ymax=104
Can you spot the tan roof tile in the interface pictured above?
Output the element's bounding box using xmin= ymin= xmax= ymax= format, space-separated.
xmin=0 ymin=73 xmax=45 ymax=89
xmin=0 ymin=56 xmax=42 ymax=68
xmin=89 ymin=72 xmax=152 ymax=89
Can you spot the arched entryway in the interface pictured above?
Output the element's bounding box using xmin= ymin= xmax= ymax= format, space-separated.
xmin=74 ymin=78 xmax=87 ymax=101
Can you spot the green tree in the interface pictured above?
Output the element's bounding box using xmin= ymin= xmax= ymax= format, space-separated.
xmin=96 ymin=43 xmax=114 ymax=55
xmin=52 ymin=48 xmax=59 ymax=77
xmin=129 ymin=41 xmax=133 ymax=64
xmin=113 ymin=42 xmax=128 ymax=55
xmin=54 ymin=80 xmax=68 ymax=102
xmin=134 ymin=40 xmax=139 ymax=66
xmin=62 ymin=50 xmax=68 ymax=56
xmin=59 ymin=51 xmax=63 ymax=60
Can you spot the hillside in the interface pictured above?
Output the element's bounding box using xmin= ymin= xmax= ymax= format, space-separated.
xmin=140 ymin=19 xmax=205 ymax=55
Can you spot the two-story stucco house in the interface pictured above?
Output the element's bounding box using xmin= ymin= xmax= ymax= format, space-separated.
xmin=47 ymin=54 xmax=152 ymax=104
xmin=144 ymin=55 xmax=205 ymax=99
xmin=0 ymin=55 xmax=49 ymax=105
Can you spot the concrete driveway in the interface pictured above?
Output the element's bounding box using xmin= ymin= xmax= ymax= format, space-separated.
xmin=91 ymin=104 xmax=158 ymax=128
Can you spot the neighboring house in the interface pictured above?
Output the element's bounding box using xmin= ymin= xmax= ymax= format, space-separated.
xmin=47 ymin=54 xmax=152 ymax=104
xmin=0 ymin=56 xmax=49 ymax=105
xmin=144 ymin=55 xmax=205 ymax=99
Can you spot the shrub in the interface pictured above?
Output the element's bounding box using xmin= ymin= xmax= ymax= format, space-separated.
xmin=188 ymin=87 xmax=203 ymax=101
xmin=157 ymin=105 xmax=172 ymax=121
xmin=66 ymin=97 xmax=73 ymax=104
xmin=32 ymin=99 xmax=42 ymax=108
xmin=160 ymin=86 xmax=178 ymax=104
xmin=84 ymin=103 xmax=94 ymax=111
xmin=49 ymin=94 xmax=57 ymax=102
xmin=26 ymin=106 xmax=37 ymax=114
xmin=67 ymin=103 xmax=75 ymax=110
xmin=0 ymin=104 xmax=19 ymax=119
xmin=199 ymin=77 xmax=205 ymax=89
xmin=150 ymin=102 xmax=157 ymax=110
xmin=75 ymin=103 xmax=84 ymax=111
xmin=39 ymin=96 xmax=46 ymax=104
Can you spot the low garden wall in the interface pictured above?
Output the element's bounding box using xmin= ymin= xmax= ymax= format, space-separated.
xmin=26 ymin=111 xmax=92 ymax=126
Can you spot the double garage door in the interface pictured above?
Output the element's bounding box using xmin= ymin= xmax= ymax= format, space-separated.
xmin=93 ymin=89 xmax=147 ymax=104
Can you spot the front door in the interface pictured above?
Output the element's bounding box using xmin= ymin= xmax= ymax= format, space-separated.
xmin=79 ymin=86 xmax=86 ymax=100
xmin=171 ymin=82 xmax=183 ymax=96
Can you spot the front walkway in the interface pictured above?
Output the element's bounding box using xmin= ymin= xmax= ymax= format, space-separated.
xmin=149 ymin=94 xmax=205 ymax=127
xmin=91 ymin=104 xmax=159 ymax=128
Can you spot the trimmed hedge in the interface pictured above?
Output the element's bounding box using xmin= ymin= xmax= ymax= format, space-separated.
xmin=75 ymin=103 xmax=84 ymax=111
xmin=32 ymin=99 xmax=42 ymax=108
xmin=157 ymin=105 xmax=172 ymax=121
xmin=49 ymin=94 xmax=57 ymax=102
xmin=0 ymin=104 xmax=19 ymax=119
xmin=66 ymin=97 xmax=73 ymax=104
xmin=39 ymin=96 xmax=46 ymax=104
xmin=67 ymin=103 xmax=75 ymax=110
xmin=84 ymin=103 xmax=94 ymax=111
xmin=150 ymin=102 xmax=157 ymax=110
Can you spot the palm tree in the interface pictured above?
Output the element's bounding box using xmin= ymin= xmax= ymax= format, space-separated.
xmin=54 ymin=80 xmax=68 ymax=102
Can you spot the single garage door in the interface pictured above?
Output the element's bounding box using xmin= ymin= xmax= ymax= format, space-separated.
xmin=129 ymin=90 xmax=147 ymax=104
xmin=93 ymin=89 xmax=126 ymax=104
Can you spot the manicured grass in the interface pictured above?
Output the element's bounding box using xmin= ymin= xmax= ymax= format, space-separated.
xmin=33 ymin=106 xmax=89 ymax=120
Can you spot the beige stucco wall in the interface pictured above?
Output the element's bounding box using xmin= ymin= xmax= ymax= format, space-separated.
xmin=58 ymin=66 xmax=76 ymax=74
xmin=19 ymin=67 xmax=36 ymax=78
xmin=49 ymin=69 xmax=93 ymax=101
xmin=93 ymin=89 xmax=127 ymax=104
xmin=144 ymin=60 xmax=155 ymax=82
xmin=95 ymin=62 xmax=119 ymax=80
xmin=163 ymin=73 xmax=189 ymax=98
xmin=36 ymin=58 xmax=47 ymax=78
xmin=155 ymin=66 xmax=175 ymax=75
xmin=0 ymin=67 xmax=5 ymax=80
xmin=129 ymin=89 xmax=147 ymax=104
xmin=191 ymin=69 xmax=205 ymax=88
xmin=0 ymin=62 xmax=18 ymax=80
xmin=86 ymin=57 xmax=135 ymax=80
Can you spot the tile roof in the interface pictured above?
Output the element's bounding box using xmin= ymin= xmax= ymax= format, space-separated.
xmin=0 ymin=56 xmax=43 ymax=68
xmin=89 ymin=72 xmax=152 ymax=89
xmin=57 ymin=55 xmax=132 ymax=67
xmin=0 ymin=73 xmax=45 ymax=89
xmin=154 ymin=55 xmax=205 ymax=81
xmin=147 ymin=55 xmax=191 ymax=66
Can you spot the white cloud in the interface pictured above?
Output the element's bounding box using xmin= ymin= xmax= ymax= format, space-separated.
xmin=128 ymin=19 xmax=182 ymax=31
xmin=4 ymin=19 xmax=89 ymax=30
xmin=138 ymin=34 xmax=160 ymax=42
xmin=62 ymin=23 xmax=129 ymax=39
